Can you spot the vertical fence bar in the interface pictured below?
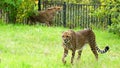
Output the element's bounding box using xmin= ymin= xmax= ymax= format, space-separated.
xmin=108 ymin=5 xmax=112 ymax=26
xmin=63 ymin=2 xmax=67 ymax=27
xmin=77 ymin=5 xmax=79 ymax=27
xmin=108 ymin=15 xmax=112 ymax=26
xmin=79 ymin=5 xmax=81 ymax=28
xmin=85 ymin=5 xmax=88 ymax=28
xmin=0 ymin=9 xmax=2 ymax=19
xmin=82 ymin=5 xmax=84 ymax=28
xmin=81 ymin=5 xmax=83 ymax=28
xmin=71 ymin=4 xmax=75 ymax=25
xmin=38 ymin=0 xmax=41 ymax=11
xmin=93 ymin=5 xmax=95 ymax=26
xmin=88 ymin=5 xmax=90 ymax=28
xmin=68 ymin=4 xmax=71 ymax=27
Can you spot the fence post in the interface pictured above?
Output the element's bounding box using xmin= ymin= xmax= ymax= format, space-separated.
xmin=108 ymin=15 xmax=112 ymax=26
xmin=38 ymin=0 xmax=41 ymax=11
xmin=63 ymin=2 xmax=66 ymax=27
xmin=0 ymin=9 xmax=2 ymax=19
xmin=108 ymin=4 xmax=112 ymax=26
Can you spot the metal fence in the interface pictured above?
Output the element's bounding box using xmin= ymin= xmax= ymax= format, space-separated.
xmin=38 ymin=0 xmax=112 ymax=29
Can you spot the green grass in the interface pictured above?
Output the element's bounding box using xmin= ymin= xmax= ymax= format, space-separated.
xmin=0 ymin=23 xmax=120 ymax=68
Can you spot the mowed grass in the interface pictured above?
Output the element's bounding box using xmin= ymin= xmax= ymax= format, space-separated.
xmin=0 ymin=23 xmax=120 ymax=68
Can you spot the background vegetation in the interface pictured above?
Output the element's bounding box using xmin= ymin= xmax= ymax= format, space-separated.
xmin=0 ymin=0 xmax=36 ymax=23
xmin=1 ymin=0 xmax=119 ymax=36
xmin=91 ymin=0 xmax=120 ymax=36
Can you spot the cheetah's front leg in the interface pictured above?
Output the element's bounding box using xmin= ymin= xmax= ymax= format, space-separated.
xmin=77 ymin=50 xmax=82 ymax=60
xmin=62 ymin=48 xmax=68 ymax=64
xmin=71 ymin=50 xmax=75 ymax=64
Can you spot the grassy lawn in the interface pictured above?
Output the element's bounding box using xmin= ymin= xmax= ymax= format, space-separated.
xmin=0 ymin=23 xmax=120 ymax=68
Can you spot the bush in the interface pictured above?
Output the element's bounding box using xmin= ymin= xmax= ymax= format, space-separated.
xmin=16 ymin=0 xmax=36 ymax=23
xmin=91 ymin=0 xmax=120 ymax=36
xmin=107 ymin=1 xmax=120 ymax=36
xmin=0 ymin=0 xmax=36 ymax=23
xmin=108 ymin=23 xmax=120 ymax=36
xmin=0 ymin=0 xmax=22 ymax=23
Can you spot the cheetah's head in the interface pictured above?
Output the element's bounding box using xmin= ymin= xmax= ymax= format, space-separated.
xmin=62 ymin=30 xmax=72 ymax=44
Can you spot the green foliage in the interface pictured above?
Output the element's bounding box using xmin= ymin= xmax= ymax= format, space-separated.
xmin=0 ymin=0 xmax=36 ymax=23
xmin=108 ymin=23 xmax=120 ymax=36
xmin=0 ymin=0 xmax=22 ymax=23
xmin=16 ymin=0 xmax=36 ymax=23
xmin=91 ymin=0 xmax=120 ymax=36
xmin=107 ymin=0 xmax=120 ymax=36
xmin=0 ymin=0 xmax=22 ymax=12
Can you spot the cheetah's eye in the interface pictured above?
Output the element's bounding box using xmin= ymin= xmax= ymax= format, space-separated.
xmin=66 ymin=36 xmax=69 ymax=37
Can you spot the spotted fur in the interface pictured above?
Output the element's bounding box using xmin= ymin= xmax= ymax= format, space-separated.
xmin=62 ymin=29 xmax=109 ymax=64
